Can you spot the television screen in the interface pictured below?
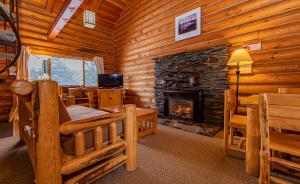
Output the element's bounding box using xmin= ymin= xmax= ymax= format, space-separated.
xmin=98 ymin=74 xmax=123 ymax=88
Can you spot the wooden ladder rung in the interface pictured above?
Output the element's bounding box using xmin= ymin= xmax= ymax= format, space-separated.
xmin=227 ymin=145 xmax=246 ymax=153
xmin=270 ymin=176 xmax=294 ymax=184
xmin=65 ymin=155 xmax=127 ymax=184
xmin=61 ymin=141 xmax=126 ymax=175
xmin=233 ymin=136 xmax=246 ymax=141
xmin=271 ymin=157 xmax=300 ymax=171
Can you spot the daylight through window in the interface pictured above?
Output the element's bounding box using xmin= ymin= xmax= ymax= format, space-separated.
xmin=28 ymin=54 xmax=98 ymax=86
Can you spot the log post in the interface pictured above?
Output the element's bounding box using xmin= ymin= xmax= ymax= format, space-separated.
xmin=36 ymin=80 xmax=61 ymax=184
xmin=94 ymin=126 xmax=103 ymax=150
xmin=16 ymin=96 xmax=26 ymax=141
xmin=11 ymin=80 xmax=34 ymax=140
xmin=75 ymin=131 xmax=85 ymax=157
xmin=246 ymin=106 xmax=260 ymax=176
xmin=124 ymin=104 xmax=137 ymax=171
xmin=259 ymin=94 xmax=270 ymax=184
xmin=87 ymin=92 xmax=94 ymax=108
xmin=223 ymin=90 xmax=229 ymax=154
xmin=110 ymin=122 xmax=117 ymax=144
xmin=153 ymin=111 xmax=158 ymax=134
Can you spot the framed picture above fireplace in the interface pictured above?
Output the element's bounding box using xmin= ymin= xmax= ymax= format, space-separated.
xmin=175 ymin=7 xmax=201 ymax=41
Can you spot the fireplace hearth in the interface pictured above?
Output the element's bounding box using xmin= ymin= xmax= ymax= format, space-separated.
xmin=164 ymin=90 xmax=203 ymax=123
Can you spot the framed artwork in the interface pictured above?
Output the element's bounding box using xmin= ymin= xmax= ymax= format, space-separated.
xmin=175 ymin=7 xmax=201 ymax=41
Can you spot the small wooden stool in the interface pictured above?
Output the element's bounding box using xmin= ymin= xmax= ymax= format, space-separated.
xmin=101 ymin=105 xmax=157 ymax=137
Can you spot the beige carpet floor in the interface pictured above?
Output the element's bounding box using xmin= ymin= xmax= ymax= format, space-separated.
xmin=0 ymin=125 xmax=257 ymax=184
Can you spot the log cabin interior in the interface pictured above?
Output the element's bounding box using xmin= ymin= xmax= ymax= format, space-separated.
xmin=0 ymin=0 xmax=300 ymax=183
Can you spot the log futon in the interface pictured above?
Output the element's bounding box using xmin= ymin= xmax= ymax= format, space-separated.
xmin=11 ymin=80 xmax=137 ymax=184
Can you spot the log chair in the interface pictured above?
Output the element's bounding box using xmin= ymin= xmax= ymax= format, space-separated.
xmin=67 ymin=87 xmax=94 ymax=108
xmin=11 ymin=80 xmax=137 ymax=184
xmin=58 ymin=86 xmax=95 ymax=108
xmin=259 ymin=93 xmax=300 ymax=184
xmin=224 ymin=89 xmax=247 ymax=154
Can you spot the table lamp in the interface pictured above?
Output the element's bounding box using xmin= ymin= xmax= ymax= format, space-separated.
xmin=227 ymin=48 xmax=253 ymax=113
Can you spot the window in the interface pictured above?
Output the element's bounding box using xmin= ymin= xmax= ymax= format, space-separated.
xmin=28 ymin=54 xmax=98 ymax=86
xmin=28 ymin=54 xmax=50 ymax=80
xmin=51 ymin=57 xmax=84 ymax=86
xmin=84 ymin=61 xmax=98 ymax=86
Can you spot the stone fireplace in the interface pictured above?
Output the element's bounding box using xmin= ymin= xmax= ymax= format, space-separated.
xmin=154 ymin=46 xmax=229 ymax=126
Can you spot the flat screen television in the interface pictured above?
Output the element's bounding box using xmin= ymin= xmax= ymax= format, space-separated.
xmin=98 ymin=74 xmax=123 ymax=88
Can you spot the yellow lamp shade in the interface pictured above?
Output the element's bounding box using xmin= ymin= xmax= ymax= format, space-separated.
xmin=227 ymin=48 xmax=253 ymax=66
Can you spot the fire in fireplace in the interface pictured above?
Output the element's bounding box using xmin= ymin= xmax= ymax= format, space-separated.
xmin=163 ymin=90 xmax=203 ymax=123
xmin=169 ymin=98 xmax=193 ymax=120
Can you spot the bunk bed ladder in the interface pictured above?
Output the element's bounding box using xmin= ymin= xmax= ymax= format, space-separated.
xmin=0 ymin=0 xmax=21 ymax=74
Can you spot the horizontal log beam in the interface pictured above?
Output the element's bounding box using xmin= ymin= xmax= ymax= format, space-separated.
xmin=48 ymin=0 xmax=84 ymax=40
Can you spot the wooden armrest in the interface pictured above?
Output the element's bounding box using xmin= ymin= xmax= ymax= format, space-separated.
xmin=60 ymin=112 xmax=125 ymax=134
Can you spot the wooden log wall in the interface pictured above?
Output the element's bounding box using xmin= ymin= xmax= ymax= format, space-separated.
xmin=114 ymin=0 xmax=300 ymax=109
xmin=0 ymin=0 xmax=117 ymax=122
xmin=19 ymin=1 xmax=115 ymax=71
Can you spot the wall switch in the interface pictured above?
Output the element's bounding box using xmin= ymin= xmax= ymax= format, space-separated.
xmin=244 ymin=42 xmax=262 ymax=51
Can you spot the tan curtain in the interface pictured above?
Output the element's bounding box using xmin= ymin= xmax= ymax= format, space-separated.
xmin=93 ymin=56 xmax=105 ymax=74
xmin=9 ymin=46 xmax=31 ymax=127
xmin=16 ymin=46 xmax=31 ymax=80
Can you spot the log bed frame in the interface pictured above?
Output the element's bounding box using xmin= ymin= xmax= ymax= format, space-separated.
xmin=11 ymin=80 xmax=137 ymax=184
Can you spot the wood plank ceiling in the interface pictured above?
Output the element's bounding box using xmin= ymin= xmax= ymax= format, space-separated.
xmin=19 ymin=0 xmax=129 ymax=71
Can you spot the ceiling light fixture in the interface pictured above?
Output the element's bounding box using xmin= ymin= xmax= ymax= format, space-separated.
xmin=84 ymin=10 xmax=96 ymax=29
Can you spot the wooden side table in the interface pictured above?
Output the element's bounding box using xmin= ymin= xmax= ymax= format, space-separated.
xmin=97 ymin=89 xmax=124 ymax=109
xmin=101 ymin=105 xmax=157 ymax=138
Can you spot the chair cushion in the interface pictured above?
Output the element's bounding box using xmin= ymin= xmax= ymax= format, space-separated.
xmin=270 ymin=131 xmax=300 ymax=157
xmin=60 ymin=105 xmax=124 ymax=155
xmin=68 ymin=88 xmax=83 ymax=98
xmin=66 ymin=105 xmax=107 ymax=120
xmin=229 ymin=115 xmax=247 ymax=129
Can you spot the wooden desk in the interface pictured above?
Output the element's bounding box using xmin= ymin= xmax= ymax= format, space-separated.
xmin=101 ymin=105 xmax=157 ymax=138
xmin=239 ymin=95 xmax=260 ymax=177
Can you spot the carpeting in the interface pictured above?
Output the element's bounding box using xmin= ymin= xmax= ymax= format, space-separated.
xmin=0 ymin=125 xmax=257 ymax=184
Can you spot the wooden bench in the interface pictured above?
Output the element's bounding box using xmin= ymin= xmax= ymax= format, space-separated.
xmin=101 ymin=105 xmax=157 ymax=137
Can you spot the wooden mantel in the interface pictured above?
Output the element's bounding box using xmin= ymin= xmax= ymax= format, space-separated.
xmin=48 ymin=0 xmax=84 ymax=40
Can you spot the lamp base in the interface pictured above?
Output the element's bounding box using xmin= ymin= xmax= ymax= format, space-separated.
xmin=235 ymin=66 xmax=240 ymax=114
